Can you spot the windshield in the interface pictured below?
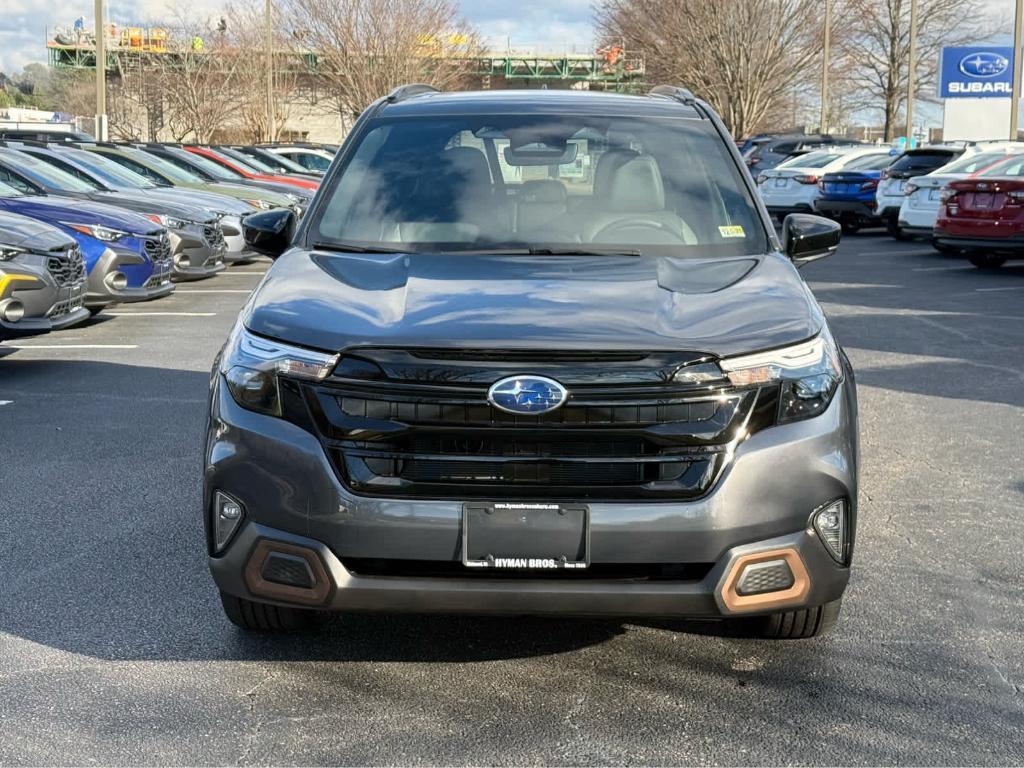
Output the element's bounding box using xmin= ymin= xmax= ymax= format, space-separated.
xmin=122 ymin=149 xmax=204 ymax=183
xmin=217 ymin=148 xmax=271 ymax=173
xmin=166 ymin=149 xmax=242 ymax=181
xmin=839 ymin=153 xmax=894 ymax=171
xmin=60 ymin=148 xmax=156 ymax=188
xmin=289 ymin=151 xmax=331 ymax=171
xmin=938 ymin=151 xmax=1017 ymax=175
xmin=777 ymin=151 xmax=846 ymax=169
xmin=979 ymin=156 xmax=1024 ymax=177
xmin=251 ymin=149 xmax=309 ymax=174
xmin=0 ymin=150 xmax=99 ymax=193
xmin=0 ymin=180 xmax=24 ymax=198
xmin=889 ymin=151 xmax=956 ymax=172
xmin=311 ymin=114 xmax=767 ymax=257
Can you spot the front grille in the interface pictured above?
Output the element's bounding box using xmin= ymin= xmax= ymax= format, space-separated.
xmin=203 ymin=224 xmax=226 ymax=251
xmin=294 ymin=348 xmax=775 ymax=501
xmin=142 ymin=233 xmax=172 ymax=287
xmin=47 ymin=283 xmax=86 ymax=318
xmin=46 ymin=247 xmax=86 ymax=287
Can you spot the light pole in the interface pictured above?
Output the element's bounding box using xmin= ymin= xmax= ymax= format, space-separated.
xmin=265 ymin=0 xmax=275 ymax=141
xmin=820 ymin=0 xmax=831 ymax=134
xmin=94 ymin=0 xmax=107 ymax=140
xmin=905 ymin=0 xmax=918 ymax=150
xmin=1011 ymin=0 xmax=1023 ymax=139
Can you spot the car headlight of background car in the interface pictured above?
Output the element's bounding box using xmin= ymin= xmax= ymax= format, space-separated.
xmin=720 ymin=333 xmax=843 ymax=423
xmin=145 ymin=213 xmax=191 ymax=229
xmin=244 ymin=199 xmax=275 ymax=211
xmin=221 ymin=325 xmax=338 ymax=416
xmin=0 ymin=245 xmax=26 ymax=261
xmin=65 ymin=223 xmax=129 ymax=242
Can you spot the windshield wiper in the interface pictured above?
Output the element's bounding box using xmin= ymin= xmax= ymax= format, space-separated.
xmin=456 ymin=246 xmax=643 ymax=257
xmin=310 ymin=241 xmax=408 ymax=254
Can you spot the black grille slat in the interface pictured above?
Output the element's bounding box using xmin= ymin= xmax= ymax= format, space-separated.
xmin=299 ymin=348 xmax=766 ymax=501
xmin=45 ymin=247 xmax=86 ymax=287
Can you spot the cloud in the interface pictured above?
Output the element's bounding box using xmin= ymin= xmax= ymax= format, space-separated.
xmin=0 ymin=0 xmax=598 ymax=74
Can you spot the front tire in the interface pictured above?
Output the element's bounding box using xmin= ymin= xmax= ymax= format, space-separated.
xmin=840 ymin=217 xmax=861 ymax=235
xmin=969 ymin=253 xmax=1007 ymax=270
xmin=219 ymin=590 xmax=325 ymax=632
xmin=732 ymin=599 xmax=842 ymax=639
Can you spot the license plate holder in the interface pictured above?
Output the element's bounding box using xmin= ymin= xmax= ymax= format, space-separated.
xmin=928 ymin=188 xmax=941 ymax=201
xmin=773 ymin=177 xmax=788 ymax=188
xmin=462 ymin=502 xmax=589 ymax=570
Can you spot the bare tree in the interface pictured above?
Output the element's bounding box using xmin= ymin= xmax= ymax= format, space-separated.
xmin=222 ymin=0 xmax=298 ymax=142
xmin=595 ymin=0 xmax=823 ymax=138
xmin=840 ymin=0 xmax=997 ymax=140
xmin=280 ymin=0 xmax=480 ymax=126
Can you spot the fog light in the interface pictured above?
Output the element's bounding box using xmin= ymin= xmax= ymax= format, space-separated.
xmin=175 ymin=254 xmax=191 ymax=268
xmin=812 ymin=499 xmax=846 ymax=562
xmin=105 ymin=271 xmax=128 ymax=291
xmin=213 ymin=491 xmax=245 ymax=553
xmin=0 ymin=298 xmax=25 ymax=323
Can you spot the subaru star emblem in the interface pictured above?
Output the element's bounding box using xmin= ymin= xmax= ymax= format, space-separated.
xmin=959 ymin=52 xmax=1009 ymax=78
xmin=487 ymin=375 xmax=568 ymax=415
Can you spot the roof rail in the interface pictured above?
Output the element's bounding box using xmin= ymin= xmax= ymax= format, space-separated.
xmin=648 ymin=85 xmax=697 ymax=105
xmin=385 ymin=83 xmax=440 ymax=104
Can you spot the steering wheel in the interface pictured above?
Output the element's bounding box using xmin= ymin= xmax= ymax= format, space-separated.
xmin=592 ymin=219 xmax=687 ymax=244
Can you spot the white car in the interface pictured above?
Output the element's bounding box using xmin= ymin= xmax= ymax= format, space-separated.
xmin=757 ymin=148 xmax=893 ymax=219
xmin=265 ymin=146 xmax=335 ymax=174
xmin=875 ymin=146 xmax=965 ymax=239
xmin=898 ymin=145 xmax=1024 ymax=242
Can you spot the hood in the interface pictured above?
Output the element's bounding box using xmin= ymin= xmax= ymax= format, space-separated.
xmin=245 ymin=251 xmax=824 ymax=358
xmin=140 ymin=187 xmax=253 ymax=216
xmin=0 ymin=194 xmax=162 ymax=236
xmin=0 ymin=210 xmax=77 ymax=251
xmin=92 ymin=191 xmax=213 ymax=223
xmin=205 ymin=181 xmax=295 ymax=206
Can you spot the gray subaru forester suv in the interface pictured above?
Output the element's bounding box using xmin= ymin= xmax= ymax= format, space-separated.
xmin=206 ymin=85 xmax=856 ymax=639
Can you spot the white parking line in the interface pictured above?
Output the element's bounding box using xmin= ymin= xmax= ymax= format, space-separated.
xmin=0 ymin=400 xmax=12 ymax=406
xmin=173 ymin=289 xmax=252 ymax=294
xmin=975 ymin=286 xmax=1024 ymax=292
xmin=6 ymin=344 xmax=139 ymax=349
xmin=218 ymin=271 xmax=267 ymax=276
xmin=913 ymin=266 xmax=967 ymax=272
xmin=855 ymin=250 xmax=935 ymax=257
xmin=107 ymin=311 xmax=217 ymax=317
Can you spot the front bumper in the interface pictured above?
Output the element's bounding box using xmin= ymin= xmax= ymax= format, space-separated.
xmin=168 ymin=229 xmax=227 ymax=281
xmin=220 ymin=216 xmax=259 ymax=263
xmin=205 ymin=376 xmax=858 ymax=619
xmin=85 ymin=248 xmax=174 ymax=308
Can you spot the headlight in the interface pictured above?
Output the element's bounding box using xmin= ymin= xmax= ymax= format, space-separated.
xmin=65 ymin=223 xmax=128 ymax=242
xmin=145 ymin=213 xmax=190 ymax=229
xmin=0 ymin=245 xmax=26 ymax=261
xmin=244 ymin=198 xmax=274 ymax=210
xmin=221 ymin=324 xmax=338 ymax=416
xmin=285 ymin=192 xmax=302 ymax=203
xmin=719 ymin=333 xmax=842 ymax=423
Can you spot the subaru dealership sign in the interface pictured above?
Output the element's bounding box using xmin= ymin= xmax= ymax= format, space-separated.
xmin=940 ymin=46 xmax=1014 ymax=98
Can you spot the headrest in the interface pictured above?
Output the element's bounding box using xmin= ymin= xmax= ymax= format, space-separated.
xmin=441 ymin=146 xmax=492 ymax=188
xmin=593 ymin=148 xmax=639 ymax=199
xmin=519 ymin=179 xmax=567 ymax=204
xmin=605 ymin=155 xmax=666 ymax=212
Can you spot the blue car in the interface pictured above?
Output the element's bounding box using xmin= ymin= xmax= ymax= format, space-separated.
xmin=813 ymin=152 xmax=895 ymax=234
xmin=0 ymin=180 xmax=173 ymax=311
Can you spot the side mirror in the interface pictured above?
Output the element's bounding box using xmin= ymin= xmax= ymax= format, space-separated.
xmin=781 ymin=213 xmax=841 ymax=265
xmin=243 ymin=208 xmax=296 ymax=259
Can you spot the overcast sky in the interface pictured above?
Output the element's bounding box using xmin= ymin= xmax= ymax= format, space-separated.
xmin=0 ymin=0 xmax=596 ymax=74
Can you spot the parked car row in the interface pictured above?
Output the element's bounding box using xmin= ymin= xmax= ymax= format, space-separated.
xmin=0 ymin=141 xmax=336 ymax=343
xmin=754 ymin=140 xmax=1024 ymax=269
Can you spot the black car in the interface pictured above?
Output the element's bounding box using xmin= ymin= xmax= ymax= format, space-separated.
xmin=746 ymin=134 xmax=859 ymax=173
xmin=206 ymin=85 xmax=857 ymax=639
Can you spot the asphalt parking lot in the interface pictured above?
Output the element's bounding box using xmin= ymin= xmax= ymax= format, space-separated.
xmin=1 ymin=237 xmax=1022 ymax=766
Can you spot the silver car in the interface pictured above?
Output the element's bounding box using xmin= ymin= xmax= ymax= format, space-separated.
xmin=0 ymin=211 xmax=89 ymax=335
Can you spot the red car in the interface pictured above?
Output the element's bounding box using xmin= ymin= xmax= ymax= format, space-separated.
xmin=184 ymin=146 xmax=319 ymax=191
xmin=935 ymin=154 xmax=1024 ymax=269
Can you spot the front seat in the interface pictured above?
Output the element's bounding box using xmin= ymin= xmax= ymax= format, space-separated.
xmin=581 ymin=155 xmax=697 ymax=245
xmin=515 ymin=179 xmax=568 ymax=234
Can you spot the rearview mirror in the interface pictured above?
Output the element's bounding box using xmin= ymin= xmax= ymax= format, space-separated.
xmin=243 ymin=208 xmax=295 ymax=259
xmin=781 ymin=213 xmax=841 ymax=265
